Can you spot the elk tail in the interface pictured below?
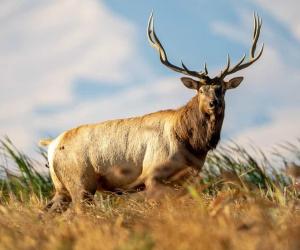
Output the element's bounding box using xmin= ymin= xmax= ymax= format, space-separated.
xmin=39 ymin=138 xmax=53 ymax=147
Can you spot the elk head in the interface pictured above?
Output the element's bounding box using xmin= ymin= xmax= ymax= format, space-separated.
xmin=148 ymin=13 xmax=264 ymax=116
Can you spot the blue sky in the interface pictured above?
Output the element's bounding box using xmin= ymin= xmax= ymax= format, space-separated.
xmin=1 ymin=0 xmax=300 ymax=157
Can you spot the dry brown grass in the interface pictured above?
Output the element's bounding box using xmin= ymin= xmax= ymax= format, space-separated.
xmin=0 ymin=188 xmax=299 ymax=250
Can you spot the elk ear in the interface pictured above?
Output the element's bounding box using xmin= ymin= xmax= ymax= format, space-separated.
xmin=181 ymin=77 xmax=200 ymax=90
xmin=225 ymin=77 xmax=244 ymax=90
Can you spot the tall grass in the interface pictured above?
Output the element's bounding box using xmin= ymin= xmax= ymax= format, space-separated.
xmin=0 ymin=137 xmax=52 ymax=202
xmin=0 ymin=137 xmax=299 ymax=203
xmin=197 ymin=142 xmax=300 ymax=205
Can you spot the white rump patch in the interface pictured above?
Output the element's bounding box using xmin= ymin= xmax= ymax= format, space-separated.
xmin=47 ymin=133 xmax=65 ymax=169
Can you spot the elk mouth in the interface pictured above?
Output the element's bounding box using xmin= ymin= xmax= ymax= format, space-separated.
xmin=207 ymin=106 xmax=222 ymax=116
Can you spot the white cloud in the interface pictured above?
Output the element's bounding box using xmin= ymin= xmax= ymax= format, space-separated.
xmin=253 ymin=0 xmax=300 ymax=41
xmin=211 ymin=14 xmax=250 ymax=46
xmin=0 ymin=0 xmax=148 ymax=152
xmin=229 ymin=107 xmax=300 ymax=160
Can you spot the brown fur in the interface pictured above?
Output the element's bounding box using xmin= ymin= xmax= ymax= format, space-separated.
xmin=42 ymin=87 xmax=227 ymax=212
xmin=174 ymin=96 xmax=224 ymax=155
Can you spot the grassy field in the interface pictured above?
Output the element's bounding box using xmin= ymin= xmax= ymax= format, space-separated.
xmin=0 ymin=138 xmax=299 ymax=250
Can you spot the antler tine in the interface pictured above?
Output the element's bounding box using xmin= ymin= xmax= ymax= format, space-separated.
xmin=218 ymin=13 xmax=264 ymax=79
xmin=204 ymin=63 xmax=208 ymax=75
xmin=251 ymin=13 xmax=261 ymax=58
xmin=220 ymin=53 xmax=246 ymax=78
xmin=223 ymin=54 xmax=231 ymax=75
xmin=181 ymin=61 xmax=201 ymax=76
xmin=148 ymin=13 xmax=168 ymax=62
xmin=148 ymin=13 xmax=207 ymax=79
xmin=253 ymin=13 xmax=258 ymax=41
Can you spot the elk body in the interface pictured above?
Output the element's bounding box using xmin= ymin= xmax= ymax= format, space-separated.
xmin=41 ymin=13 xmax=263 ymax=211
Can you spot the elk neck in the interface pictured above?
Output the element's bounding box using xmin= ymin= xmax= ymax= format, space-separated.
xmin=174 ymin=95 xmax=225 ymax=156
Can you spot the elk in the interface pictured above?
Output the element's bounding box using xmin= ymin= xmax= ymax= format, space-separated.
xmin=40 ymin=13 xmax=263 ymax=211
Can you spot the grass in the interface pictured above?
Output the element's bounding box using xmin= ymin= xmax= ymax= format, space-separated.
xmin=0 ymin=137 xmax=52 ymax=202
xmin=0 ymin=137 xmax=299 ymax=250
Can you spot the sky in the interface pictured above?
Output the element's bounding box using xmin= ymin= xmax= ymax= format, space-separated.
xmin=1 ymin=0 xmax=300 ymax=159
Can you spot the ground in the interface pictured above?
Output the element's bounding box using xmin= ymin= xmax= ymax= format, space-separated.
xmin=0 ymin=188 xmax=300 ymax=250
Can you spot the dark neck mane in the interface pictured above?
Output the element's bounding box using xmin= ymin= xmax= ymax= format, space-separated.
xmin=174 ymin=96 xmax=224 ymax=155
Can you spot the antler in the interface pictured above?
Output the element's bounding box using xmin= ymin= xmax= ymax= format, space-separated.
xmin=148 ymin=13 xmax=208 ymax=80
xmin=218 ymin=13 xmax=264 ymax=80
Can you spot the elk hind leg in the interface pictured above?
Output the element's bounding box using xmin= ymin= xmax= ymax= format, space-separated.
xmin=65 ymin=167 xmax=98 ymax=212
xmin=45 ymin=167 xmax=71 ymax=212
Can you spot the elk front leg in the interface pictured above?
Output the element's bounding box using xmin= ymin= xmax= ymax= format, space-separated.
xmin=145 ymin=159 xmax=190 ymax=199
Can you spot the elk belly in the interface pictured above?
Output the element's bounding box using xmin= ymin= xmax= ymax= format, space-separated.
xmin=96 ymin=163 xmax=143 ymax=191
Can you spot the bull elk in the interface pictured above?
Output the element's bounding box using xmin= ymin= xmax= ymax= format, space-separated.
xmin=40 ymin=13 xmax=263 ymax=211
